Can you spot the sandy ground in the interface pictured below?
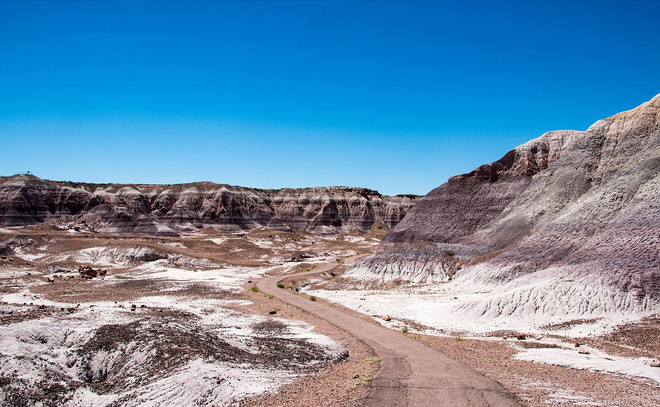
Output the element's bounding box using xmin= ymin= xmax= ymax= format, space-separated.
xmin=0 ymin=226 xmax=380 ymax=407
xmin=300 ymin=269 xmax=660 ymax=407
xmin=1 ymin=223 xmax=658 ymax=406
xmin=411 ymin=334 xmax=660 ymax=407
xmin=238 ymin=283 xmax=377 ymax=407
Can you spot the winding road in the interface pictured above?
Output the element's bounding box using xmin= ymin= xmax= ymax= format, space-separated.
xmin=256 ymin=256 xmax=522 ymax=407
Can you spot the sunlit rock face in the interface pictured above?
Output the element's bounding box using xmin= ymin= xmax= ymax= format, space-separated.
xmin=350 ymin=93 xmax=660 ymax=321
xmin=0 ymin=176 xmax=420 ymax=236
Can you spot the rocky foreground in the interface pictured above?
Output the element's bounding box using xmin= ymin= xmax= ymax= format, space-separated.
xmin=0 ymin=177 xmax=420 ymax=236
xmin=0 ymin=226 xmax=379 ymax=407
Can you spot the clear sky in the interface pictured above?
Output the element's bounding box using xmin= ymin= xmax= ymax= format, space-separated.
xmin=1 ymin=1 xmax=659 ymax=195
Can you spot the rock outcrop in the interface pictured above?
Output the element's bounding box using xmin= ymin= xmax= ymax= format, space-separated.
xmin=0 ymin=243 xmax=13 ymax=256
xmin=0 ymin=176 xmax=420 ymax=236
xmin=349 ymin=93 xmax=660 ymax=321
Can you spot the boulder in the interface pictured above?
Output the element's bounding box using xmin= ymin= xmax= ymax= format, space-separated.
xmin=0 ymin=243 xmax=13 ymax=256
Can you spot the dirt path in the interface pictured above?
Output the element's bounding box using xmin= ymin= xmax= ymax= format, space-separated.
xmin=256 ymin=257 xmax=522 ymax=407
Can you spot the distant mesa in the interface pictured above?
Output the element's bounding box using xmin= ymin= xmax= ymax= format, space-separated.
xmin=0 ymin=175 xmax=421 ymax=236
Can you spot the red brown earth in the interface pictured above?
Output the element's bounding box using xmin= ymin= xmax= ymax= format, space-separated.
xmin=1 ymin=224 xmax=659 ymax=407
xmin=0 ymin=227 xmax=382 ymax=407
xmin=256 ymin=259 xmax=522 ymax=407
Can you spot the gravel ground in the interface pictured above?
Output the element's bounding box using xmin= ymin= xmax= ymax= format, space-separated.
xmin=404 ymin=332 xmax=660 ymax=407
xmin=285 ymin=272 xmax=660 ymax=407
xmin=4 ymin=228 xmax=658 ymax=407
xmin=238 ymin=282 xmax=378 ymax=407
xmin=0 ymin=229 xmax=383 ymax=407
xmin=580 ymin=316 xmax=660 ymax=359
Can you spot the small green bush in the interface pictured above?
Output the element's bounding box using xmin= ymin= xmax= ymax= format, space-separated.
xmin=309 ymin=295 xmax=317 ymax=301
xmin=277 ymin=282 xmax=285 ymax=289
xmin=267 ymin=294 xmax=274 ymax=299
xmin=360 ymin=374 xmax=372 ymax=386
xmin=250 ymin=286 xmax=259 ymax=293
xmin=402 ymin=326 xmax=408 ymax=334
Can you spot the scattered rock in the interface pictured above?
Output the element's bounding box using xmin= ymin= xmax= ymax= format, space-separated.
xmin=134 ymin=249 xmax=168 ymax=262
xmin=381 ymin=315 xmax=391 ymax=322
xmin=79 ymin=265 xmax=107 ymax=279
xmin=337 ymin=350 xmax=349 ymax=361
xmin=0 ymin=243 xmax=15 ymax=256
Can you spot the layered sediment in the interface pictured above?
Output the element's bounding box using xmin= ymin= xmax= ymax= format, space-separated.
xmin=0 ymin=176 xmax=420 ymax=236
xmin=349 ymin=93 xmax=660 ymax=321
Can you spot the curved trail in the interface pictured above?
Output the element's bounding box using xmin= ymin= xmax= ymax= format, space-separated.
xmin=256 ymin=256 xmax=522 ymax=407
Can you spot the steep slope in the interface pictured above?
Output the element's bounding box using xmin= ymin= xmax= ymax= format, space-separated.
xmin=0 ymin=176 xmax=419 ymax=236
xmin=348 ymin=93 xmax=660 ymax=330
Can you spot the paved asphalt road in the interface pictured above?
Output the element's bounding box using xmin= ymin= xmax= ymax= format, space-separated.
xmin=256 ymin=256 xmax=522 ymax=407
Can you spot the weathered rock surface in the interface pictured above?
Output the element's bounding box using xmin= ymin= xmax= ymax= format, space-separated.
xmin=0 ymin=243 xmax=13 ymax=256
xmin=0 ymin=176 xmax=419 ymax=236
xmin=350 ymin=93 xmax=660 ymax=321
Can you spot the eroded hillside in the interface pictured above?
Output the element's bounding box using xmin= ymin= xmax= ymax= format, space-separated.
xmin=344 ymin=92 xmax=660 ymax=333
xmin=0 ymin=177 xmax=419 ymax=236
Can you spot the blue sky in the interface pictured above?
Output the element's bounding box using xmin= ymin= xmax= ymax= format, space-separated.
xmin=1 ymin=0 xmax=659 ymax=195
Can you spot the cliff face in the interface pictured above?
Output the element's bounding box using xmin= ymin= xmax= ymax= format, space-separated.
xmin=350 ymin=93 xmax=660 ymax=317
xmin=0 ymin=177 xmax=420 ymax=236
xmin=383 ymin=129 xmax=584 ymax=247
